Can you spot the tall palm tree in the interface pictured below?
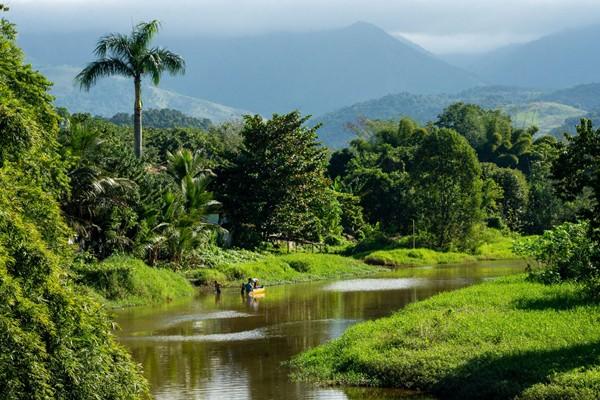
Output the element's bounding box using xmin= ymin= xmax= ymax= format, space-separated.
xmin=76 ymin=20 xmax=185 ymax=158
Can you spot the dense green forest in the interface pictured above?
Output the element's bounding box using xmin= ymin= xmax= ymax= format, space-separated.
xmin=107 ymin=108 xmax=212 ymax=130
xmin=2 ymin=9 xmax=600 ymax=400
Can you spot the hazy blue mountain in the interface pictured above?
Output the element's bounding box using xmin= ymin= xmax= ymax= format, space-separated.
xmin=20 ymin=22 xmax=482 ymax=116
xmin=40 ymin=65 xmax=247 ymax=123
xmin=463 ymin=24 xmax=600 ymax=88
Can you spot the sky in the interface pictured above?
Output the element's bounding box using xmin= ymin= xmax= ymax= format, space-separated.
xmin=5 ymin=0 xmax=600 ymax=54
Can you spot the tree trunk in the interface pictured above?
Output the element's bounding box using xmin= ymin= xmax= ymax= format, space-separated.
xmin=133 ymin=77 xmax=143 ymax=158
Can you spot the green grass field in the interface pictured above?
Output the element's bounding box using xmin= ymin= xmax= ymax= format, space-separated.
xmin=75 ymin=255 xmax=195 ymax=307
xmin=184 ymin=253 xmax=379 ymax=287
xmin=289 ymin=275 xmax=600 ymax=399
xmin=361 ymin=230 xmax=522 ymax=267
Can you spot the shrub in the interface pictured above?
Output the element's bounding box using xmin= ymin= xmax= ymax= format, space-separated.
xmin=515 ymin=222 xmax=597 ymax=283
xmin=288 ymin=260 xmax=310 ymax=272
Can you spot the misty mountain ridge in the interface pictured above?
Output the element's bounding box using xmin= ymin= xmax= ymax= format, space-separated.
xmin=315 ymin=85 xmax=589 ymax=147
xmin=40 ymin=65 xmax=248 ymax=123
xmin=452 ymin=23 xmax=600 ymax=88
xmin=21 ymin=21 xmax=483 ymax=117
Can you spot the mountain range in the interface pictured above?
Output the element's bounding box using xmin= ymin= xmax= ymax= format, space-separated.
xmin=39 ymin=65 xmax=247 ymax=123
xmin=448 ymin=24 xmax=600 ymax=89
xmin=314 ymin=86 xmax=589 ymax=147
xmin=20 ymin=22 xmax=482 ymax=117
xmin=18 ymin=21 xmax=600 ymax=147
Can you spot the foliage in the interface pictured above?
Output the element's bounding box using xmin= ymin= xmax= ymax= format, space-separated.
xmin=481 ymin=163 xmax=529 ymax=231
xmin=109 ymin=108 xmax=211 ymax=130
xmin=364 ymin=248 xmax=477 ymax=267
xmin=435 ymin=102 xmax=533 ymax=168
xmin=411 ymin=128 xmax=482 ymax=250
xmin=217 ymin=111 xmax=337 ymax=246
xmin=290 ymin=275 xmax=600 ymax=400
xmin=339 ymin=118 xmax=425 ymax=233
xmin=184 ymin=253 xmax=377 ymax=287
xmin=145 ymin=148 xmax=220 ymax=263
xmin=362 ymin=231 xmax=520 ymax=267
xmin=333 ymin=119 xmax=483 ymax=250
xmin=59 ymin=119 xmax=141 ymax=258
xmin=77 ymin=20 xmax=185 ymax=157
xmin=521 ymin=136 xmax=581 ymax=233
xmin=515 ymin=222 xmax=597 ymax=285
xmin=552 ymin=119 xmax=600 ymax=243
xmin=0 ymin=10 xmax=148 ymax=398
xmin=73 ymin=255 xmax=194 ymax=307
xmin=335 ymin=189 xmax=367 ymax=239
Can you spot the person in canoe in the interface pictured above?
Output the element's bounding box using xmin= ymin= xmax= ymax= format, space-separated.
xmin=252 ymin=278 xmax=263 ymax=289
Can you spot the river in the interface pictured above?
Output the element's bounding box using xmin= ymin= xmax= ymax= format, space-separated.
xmin=114 ymin=260 xmax=525 ymax=400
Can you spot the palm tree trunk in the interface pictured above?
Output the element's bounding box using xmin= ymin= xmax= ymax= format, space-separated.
xmin=133 ymin=77 xmax=143 ymax=158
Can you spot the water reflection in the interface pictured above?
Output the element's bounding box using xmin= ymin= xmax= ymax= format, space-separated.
xmin=114 ymin=260 xmax=524 ymax=400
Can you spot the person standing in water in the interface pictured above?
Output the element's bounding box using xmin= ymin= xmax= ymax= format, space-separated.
xmin=214 ymin=280 xmax=221 ymax=295
xmin=244 ymin=278 xmax=254 ymax=294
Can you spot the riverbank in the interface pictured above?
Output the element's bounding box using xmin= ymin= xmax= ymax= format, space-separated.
xmin=360 ymin=231 xmax=522 ymax=267
xmin=75 ymin=256 xmax=195 ymax=308
xmin=184 ymin=253 xmax=380 ymax=287
xmin=289 ymin=275 xmax=600 ymax=400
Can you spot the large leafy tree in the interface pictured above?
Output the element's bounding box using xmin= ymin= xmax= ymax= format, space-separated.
xmin=339 ymin=118 xmax=425 ymax=233
xmin=553 ymin=119 xmax=600 ymax=243
xmin=411 ymin=128 xmax=482 ymax=250
xmin=481 ymin=163 xmax=529 ymax=232
xmin=0 ymin=8 xmax=148 ymax=398
xmin=436 ymin=102 xmax=533 ymax=168
xmin=76 ymin=20 xmax=185 ymax=158
xmin=217 ymin=111 xmax=335 ymax=246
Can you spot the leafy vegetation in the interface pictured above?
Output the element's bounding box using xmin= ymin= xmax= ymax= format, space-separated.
xmin=216 ymin=112 xmax=339 ymax=247
xmin=3 ymin=6 xmax=600 ymax=398
xmin=77 ymin=20 xmax=185 ymax=157
xmin=108 ymin=108 xmax=211 ymax=130
xmin=0 ymin=8 xmax=148 ymax=398
xmin=364 ymin=248 xmax=477 ymax=267
xmin=290 ymin=275 xmax=600 ymax=400
xmin=184 ymin=253 xmax=378 ymax=287
xmin=74 ymin=255 xmax=195 ymax=307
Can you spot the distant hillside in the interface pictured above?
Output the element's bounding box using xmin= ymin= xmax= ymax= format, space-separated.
xmin=540 ymin=83 xmax=600 ymax=111
xmin=553 ymin=111 xmax=600 ymax=137
xmin=21 ymin=22 xmax=482 ymax=116
xmin=500 ymin=102 xmax=586 ymax=134
xmin=315 ymin=86 xmax=554 ymax=147
xmin=463 ymin=24 xmax=600 ymax=88
xmin=39 ymin=65 xmax=248 ymax=123
xmin=108 ymin=109 xmax=212 ymax=130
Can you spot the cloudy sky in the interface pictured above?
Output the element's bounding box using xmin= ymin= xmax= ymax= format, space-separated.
xmin=5 ymin=0 xmax=600 ymax=53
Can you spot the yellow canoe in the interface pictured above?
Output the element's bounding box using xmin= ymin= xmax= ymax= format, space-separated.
xmin=249 ymin=287 xmax=266 ymax=297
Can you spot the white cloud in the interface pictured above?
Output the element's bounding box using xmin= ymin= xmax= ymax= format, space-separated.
xmin=5 ymin=0 xmax=600 ymax=53
xmin=396 ymin=32 xmax=541 ymax=54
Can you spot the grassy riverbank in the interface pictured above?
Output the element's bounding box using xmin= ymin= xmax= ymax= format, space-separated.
xmin=290 ymin=275 xmax=600 ymax=400
xmin=75 ymin=256 xmax=195 ymax=307
xmin=361 ymin=232 xmax=522 ymax=267
xmin=185 ymin=253 xmax=380 ymax=287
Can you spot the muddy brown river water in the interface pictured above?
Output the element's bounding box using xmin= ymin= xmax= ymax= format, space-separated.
xmin=114 ymin=260 xmax=525 ymax=400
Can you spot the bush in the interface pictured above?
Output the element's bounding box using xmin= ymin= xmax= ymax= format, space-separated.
xmin=0 ymin=180 xmax=149 ymax=399
xmin=515 ymin=222 xmax=598 ymax=284
xmin=288 ymin=260 xmax=310 ymax=272
xmin=345 ymin=228 xmax=398 ymax=255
